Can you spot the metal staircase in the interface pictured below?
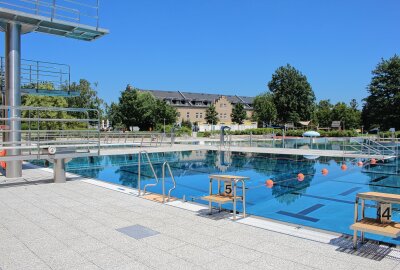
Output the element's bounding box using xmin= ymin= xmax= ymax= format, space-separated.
xmin=347 ymin=138 xmax=397 ymax=159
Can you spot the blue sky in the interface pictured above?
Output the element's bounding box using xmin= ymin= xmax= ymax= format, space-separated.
xmin=1 ymin=0 xmax=399 ymax=106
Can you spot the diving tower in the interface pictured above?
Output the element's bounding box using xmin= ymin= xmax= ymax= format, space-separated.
xmin=0 ymin=0 xmax=108 ymax=178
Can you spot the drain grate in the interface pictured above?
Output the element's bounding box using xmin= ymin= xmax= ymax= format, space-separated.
xmin=116 ymin=224 xmax=159 ymax=239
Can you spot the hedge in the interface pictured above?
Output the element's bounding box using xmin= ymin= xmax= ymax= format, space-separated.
xmin=198 ymin=128 xmax=360 ymax=137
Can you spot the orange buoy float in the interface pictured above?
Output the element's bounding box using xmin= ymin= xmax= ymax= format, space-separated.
xmin=357 ymin=161 xmax=363 ymax=167
xmin=370 ymin=158 xmax=377 ymax=165
xmin=341 ymin=163 xmax=347 ymax=171
xmin=0 ymin=150 xmax=6 ymax=169
xmin=265 ymin=179 xmax=274 ymax=188
xmin=297 ymin=173 xmax=305 ymax=181
xmin=321 ymin=168 xmax=328 ymax=176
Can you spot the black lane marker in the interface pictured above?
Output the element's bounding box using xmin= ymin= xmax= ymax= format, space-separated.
xmin=371 ymin=176 xmax=389 ymax=183
xmin=339 ymin=187 xmax=362 ymax=196
xmin=297 ymin=204 xmax=324 ymax=215
xmin=277 ymin=203 xmax=324 ymax=223
xmin=291 ymin=192 xmax=353 ymax=205
xmin=277 ymin=211 xmax=319 ymax=222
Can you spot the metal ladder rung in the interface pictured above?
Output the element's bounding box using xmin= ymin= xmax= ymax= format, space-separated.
xmin=162 ymin=161 xmax=176 ymax=203
xmin=138 ymin=151 xmax=177 ymax=202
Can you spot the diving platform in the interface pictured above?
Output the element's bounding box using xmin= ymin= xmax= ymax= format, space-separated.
xmin=0 ymin=1 xmax=108 ymax=41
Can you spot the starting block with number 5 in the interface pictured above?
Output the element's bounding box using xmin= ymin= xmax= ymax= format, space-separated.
xmin=201 ymin=175 xmax=249 ymax=220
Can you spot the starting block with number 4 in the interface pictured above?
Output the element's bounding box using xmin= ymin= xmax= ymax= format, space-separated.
xmin=351 ymin=192 xmax=400 ymax=249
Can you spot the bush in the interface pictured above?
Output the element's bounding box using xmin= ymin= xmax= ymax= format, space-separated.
xmin=378 ymin=131 xmax=400 ymax=138
xmin=198 ymin=131 xmax=211 ymax=137
xmin=155 ymin=124 xmax=191 ymax=136
xmin=222 ymin=128 xmax=359 ymax=137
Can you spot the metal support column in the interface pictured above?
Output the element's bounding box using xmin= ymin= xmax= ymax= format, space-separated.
xmin=5 ymin=22 xmax=22 ymax=178
xmin=53 ymin=158 xmax=66 ymax=183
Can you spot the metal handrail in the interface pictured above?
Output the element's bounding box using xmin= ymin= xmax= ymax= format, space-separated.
xmin=367 ymin=140 xmax=397 ymax=156
xmin=0 ymin=105 xmax=101 ymax=159
xmin=345 ymin=139 xmax=385 ymax=157
xmin=1 ymin=56 xmax=71 ymax=93
xmin=138 ymin=150 xmax=159 ymax=196
xmin=100 ymin=132 xmax=171 ymax=147
xmin=162 ymin=161 xmax=176 ymax=203
xmin=0 ymin=0 xmax=101 ymax=29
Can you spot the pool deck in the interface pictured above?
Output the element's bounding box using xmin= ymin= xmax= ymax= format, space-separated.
xmin=1 ymin=166 xmax=400 ymax=270
xmin=100 ymin=144 xmax=394 ymax=159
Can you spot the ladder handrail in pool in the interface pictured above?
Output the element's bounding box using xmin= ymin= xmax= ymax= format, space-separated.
xmin=138 ymin=150 xmax=159 ymax=196
xmin=162 ymin=161 xmax=177 ymax=203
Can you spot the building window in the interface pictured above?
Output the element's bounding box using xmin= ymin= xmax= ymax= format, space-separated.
xmin=220 ymin=103 xmax=223 ymax=108
xmin=186 ymin=112 xmax=190 ymax=118
xmin=200 ymin=113 xmax=203 ymax=118
xmin=195 ymin=113 xmax=199 ymax=119
xmin=224 ymin=113 xmax=227 ymax=119
xmin=177 ymin=112 xmax=181 ymax=117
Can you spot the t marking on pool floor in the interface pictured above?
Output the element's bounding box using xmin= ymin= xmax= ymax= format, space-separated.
xmin=371 ymin=176 xmax=389 ymax=183
xmin=277 ymin=203 xmax=325 ymax=222
xmin=339 ymin=187 xmax=362 ymax=196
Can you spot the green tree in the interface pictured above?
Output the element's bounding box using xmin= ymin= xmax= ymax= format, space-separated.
xmin=315 ymin=99 xmax=333 ymax=128
xmin=118 ymin=85 xmax=157 ymax=130
xmin=204 ymin=104 xmax=219 ymax=124
xmin=252 ymin=93 xmax=277 ymax=126
xmin=181 ymin=119 xmax=192 ymax=129
xmin=231 ymin=103 xmax=247 ymax=125
xmin=116 ymin=85 xmax=177 ymax=130
xmin=105 ymin=102 xmax=122 ymax=128
xmin=268 ymin=64 xmax=315 ymax=123
xmin=331 ymin=102 xmax=361 ymax=130
xmin=22 ymin=95 xmax=70 ymax=130
xmin=362 ymin=55 xmax=400 ymax=130
xmin=154 ymin=99 xmax=178 ymax=126
xmin=67 ymin=79 xmax=104 ymax=120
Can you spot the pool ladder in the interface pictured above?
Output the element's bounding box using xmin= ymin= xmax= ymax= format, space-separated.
xmin=138 ymin=151 xmax=177 ymax=203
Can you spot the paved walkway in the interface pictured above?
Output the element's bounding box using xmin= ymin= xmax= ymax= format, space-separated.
xmin=1 ymin=167 xmax=400 ymax=269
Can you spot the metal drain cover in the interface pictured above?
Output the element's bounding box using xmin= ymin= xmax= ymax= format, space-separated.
xmin=116 ymin=224 xmax=159 ymax=239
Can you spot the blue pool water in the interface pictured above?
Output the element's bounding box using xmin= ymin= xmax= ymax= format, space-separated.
xmin=42 ymin=150 xmax=400 ymax=244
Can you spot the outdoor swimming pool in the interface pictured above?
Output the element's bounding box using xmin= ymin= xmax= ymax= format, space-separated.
xmin=46 ymin=150 xmax=400 ymax=244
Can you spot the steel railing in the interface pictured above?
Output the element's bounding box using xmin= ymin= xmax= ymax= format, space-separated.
xmin=100 ymin=132 xmax=171 ymax=147
xmin=138 ymin=150 xmax=158 ymax=196
xmin=0 ymin=105 xmax=100 ymax=160
xmin=0 ymin=57 xmax=72 ymax=95
xmin=196 ymin=135 xmax=397 ymax=158
xmin=162 ymin=161 xmax=176 ymax=203
xmin=0 ymin=0 xmax=101 ymax=29
xmin=137 ymin=151 xmax=177 ymax=202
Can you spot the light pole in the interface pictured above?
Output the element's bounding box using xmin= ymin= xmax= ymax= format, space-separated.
xmin=163 ymin=118 xmax=166 ymax=134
